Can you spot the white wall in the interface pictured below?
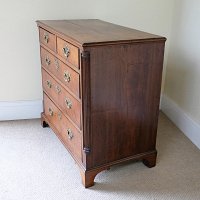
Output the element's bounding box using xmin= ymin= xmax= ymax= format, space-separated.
xmin=95 ymin=0 xmax=174 ymax=94
xmin=0 ymin=0 xmax=96 ymax=101
xmin=164 ymin=0 xmax=200 ymax=124
xmin=162 ymin=0 xmax=200 ymax=148
xmin=0 ymin=0 xmax=174 ymax=102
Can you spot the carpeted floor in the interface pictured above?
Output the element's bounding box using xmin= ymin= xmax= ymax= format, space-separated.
xmin=0 ymin=112 xmax=200 ymax=200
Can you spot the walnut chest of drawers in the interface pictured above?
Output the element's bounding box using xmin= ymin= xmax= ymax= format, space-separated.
xmin=36 ymin=19 xmax=166 ymax=188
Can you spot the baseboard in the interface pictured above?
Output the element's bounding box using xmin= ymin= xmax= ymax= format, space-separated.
xmin=0 ymin=100 xmax=43 ymax=121
xmin=161 ymin=94 xmax=200 ymax=150
xmin=1 ymin=97 xmax=200 ymax=150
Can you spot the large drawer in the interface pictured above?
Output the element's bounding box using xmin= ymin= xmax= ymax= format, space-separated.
xmin=41 ymin=47 xmax=80 ymax=97
xmin=39 ymin=28 xmax=56 ymax=52
xmin=57 ymin=37 xmax=79 ymax=69
xmin=42 ymin=69 xmax=81 ymax=129
xmin=44 ymin=94 xmax=82 ymax=161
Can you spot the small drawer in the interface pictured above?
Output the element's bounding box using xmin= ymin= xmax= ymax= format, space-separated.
xmin=43 ymin=94 xmax=81 ymax=161
xmin=57 ymin=37 xmax=79 ymax=68
xmin=42 ymin=69 xmax=81 ymax=128
xmin=39 ymin=28 xmax=56 ymax=51
xmin=41 ymin=47 xmax=80 ymax=98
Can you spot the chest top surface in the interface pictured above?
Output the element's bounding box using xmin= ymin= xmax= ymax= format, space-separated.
xmin=37 ymin=19 xmax=166 ymax=46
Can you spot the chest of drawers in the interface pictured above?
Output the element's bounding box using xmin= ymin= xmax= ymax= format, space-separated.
xmin=37 ymin=19 xmax=166 ymax=188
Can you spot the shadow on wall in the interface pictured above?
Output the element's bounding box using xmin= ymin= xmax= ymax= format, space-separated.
xmin=164 ymin=47 xmax=200 ymax=119
xmin=163 ymin=0 xmax=200 ymax=121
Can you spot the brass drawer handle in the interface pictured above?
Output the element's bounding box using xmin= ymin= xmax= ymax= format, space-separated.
xmin=65 ymin=98 xmax=72 ymax=109
xmin=46 ymin=80 xmax=52 ymax=88
xmin=43 ymin=33 xmax=49 ymax=43
xmin=58 ymin=111 xmax=62 ymax=120
xmin=45 ymin=56 xmax=51 ymax=66
xmin=55 ymin=59 xmax=59 ymax=70
xmin=63 ymin=45 xmax=70 ymax=58
xmin=64 ymin=71 xmax=71 ymax=82
xmin=67 ymin=128 xmax=73 ymax=140
xmin=48 ymin=107 xmax=53 ymax=116
xmin=55 ymin=85 xmax=61 ymax=94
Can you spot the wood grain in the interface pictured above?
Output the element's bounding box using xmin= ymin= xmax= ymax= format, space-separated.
xmin=37 ymin=19 xmax=165 ymax=47
xmin=86 ymin=41 xmax=165 ymax=167
xmin=42 ymin=69 xmax=81 ymax=129
xmin=37 ymin=19 xmax=166 ymax=188
xmin=43 ymin=94 xmax=82 ymax=161
xmin=57 ymin=37 xmax=80 ymax=68
xmin=39 ymin=28 xmax=56 ymax=52
xmin=41 ymin=47 xmax=80 ymax=98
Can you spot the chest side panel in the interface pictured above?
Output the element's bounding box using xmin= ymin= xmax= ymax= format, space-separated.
xmin=87 ymin=41 xmax=165 ymax=167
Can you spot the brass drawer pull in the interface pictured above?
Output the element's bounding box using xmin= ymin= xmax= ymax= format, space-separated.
xmin=67 ymin=128 xmax=73 ymax=140
xmin=43 ymin=33 xmax=49 ymax=43
xmin=63 ymin=45 xmax=70 ymax=58
xmin=65 ymin=98 xmax=72 ymax=109
xmin=55 ymin=59 xmax=59 ymax=70
xmin=46 ymin=80 xmax=52 ymax=88
xmin=58 ymin=111 xmax=62 ymax=120
xmin=64 ymin=71 xmax=71 ymax=82
xmin=55 ymin=85 xmax=61 ymax=94
xmin=48 ymin=107 xmax=53 ymax=116
xmin=45 ymin=56 xmax=51 ymax=66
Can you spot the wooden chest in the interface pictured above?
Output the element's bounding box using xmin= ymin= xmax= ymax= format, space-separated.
xmin=36 ymin=19 xmax=166 ymax=188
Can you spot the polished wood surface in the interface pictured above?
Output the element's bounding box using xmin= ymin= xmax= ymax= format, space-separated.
xmin=80 ymin=166 xmax=108 ymax=188
xmin=43 ymin=93 xmax=59 ymax=129
xmin=37 ymin=19 xmax=165 ymax=46
xmin=57 ymin=37 xmax=79 ymax=68
xmin=86 ymin=42 xmax=165 ymax=168
xmin=44 ymin=94 xmax=82 ymax=161
xmin=41 ymin=47 xmax=80 ymax=97
xmin=42 ymin=69 xmax=81 ymax=128
xmin=37 ymin=19 xmax=166 ymax=188
xmin=39 ymin=28 xmax=56 ymax=51
xmin=44 ymin=94 xmax=81 ymax=162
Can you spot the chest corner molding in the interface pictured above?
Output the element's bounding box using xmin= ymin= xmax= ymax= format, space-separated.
xmin=0 ymin=100 xmax=43 ymax=121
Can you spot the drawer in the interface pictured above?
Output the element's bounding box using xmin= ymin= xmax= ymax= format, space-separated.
xmin=39 ymin=28 xmax=56 ymax=52
xmin=57 ymin=37 xmax=79 ymax=68
xmin=43 ymin=94 xmax=82 ymax=161
xmin=42 ymin=69 xmax=81 ymax=128
xmin=41 ymin=47 xmax=80 ymax=97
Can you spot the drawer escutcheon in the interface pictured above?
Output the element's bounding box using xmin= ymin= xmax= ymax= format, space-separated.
xmin=55 ymin=85 xmax=61 ymax=94
xmin=45 ymin=56 xmax=51 ymax=66
xmin=43 ymin=33 xmax=49 ymax=43
xmin=48 ymin=107 xmax=53 ymax=116
xmin=58 ymin=111 xmax=62 ymax=120
xmin=67 ymin=128 xmax=73 ymax=140
xmin=54 ymin=59 xmax=59 ymax=70
xmin=46 ymin=80 xmax=52 ymax=89
xmin=64 ymin=71 xmax=71 ymax=82
xmin=63 ymin=45 xmax=70 ymax=58
xmin=65 ymin=98 xmax=72 ymax=109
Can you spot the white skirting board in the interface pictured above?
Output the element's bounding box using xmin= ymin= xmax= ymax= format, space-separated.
xmin=0 ymin=100 xmax=43 ymax=121
xmin=1 ymin=97 xmax=200 ymax=150
xmin=161 ymin=94 xmax=200 ymax=150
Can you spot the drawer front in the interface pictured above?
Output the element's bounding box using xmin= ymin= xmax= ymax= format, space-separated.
xmin=39 ymin=28 xmax=56 ymax=51
xmin=41 ymin=47 xmax=80 ymax=97
xmin=57 ymin=37 xmax=79 ymax=68
xmin=44 ymin=94 xmax=82 ymax=161
xmin=42 ymin=69 xmax=81 ymax=128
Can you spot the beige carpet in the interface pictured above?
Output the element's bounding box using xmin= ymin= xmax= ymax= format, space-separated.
xmin=0 ymin=112 xmax=200 ymax=200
